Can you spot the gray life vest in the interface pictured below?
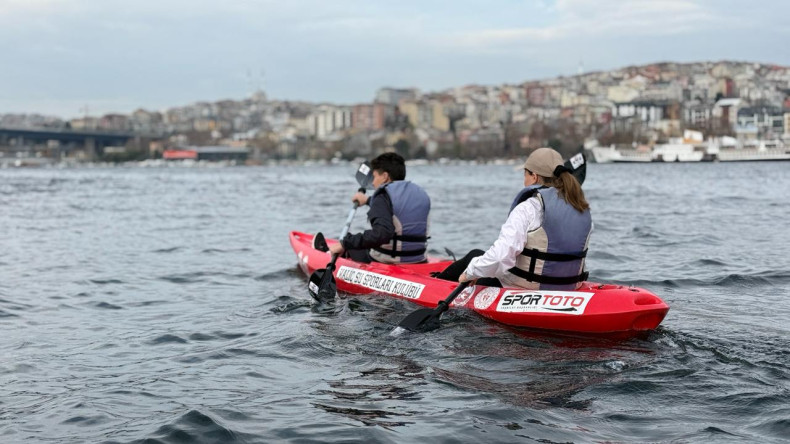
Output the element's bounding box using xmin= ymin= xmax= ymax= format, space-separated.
xmin=509 ymin=184 xmax=544 ymax=215
xmin=503 ymin=187 xmax=592 ymax=290
xmin=369 ymin=181 xmax=431 ymax=264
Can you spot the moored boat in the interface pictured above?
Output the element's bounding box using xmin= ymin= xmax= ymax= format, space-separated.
xmin=291 ymin=231 xmax=669 ymax=334
xmin=708 ymin=140 xmax=790 ymax=162
xmin=652 ymin=142 xmax=705 ymax=162
xmin=591 ymin=140 xmax=704 ymax=163
xmin=591 ymin=145 xmax=652 ymax=163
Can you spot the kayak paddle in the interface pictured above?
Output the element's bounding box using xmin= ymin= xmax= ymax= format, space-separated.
xmin=308 ymin=162 xmax=374 ymax=303
xmin=393 ymin=281 xmax=471 ymax=333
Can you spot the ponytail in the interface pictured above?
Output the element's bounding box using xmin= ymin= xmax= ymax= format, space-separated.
xmin=540 ymin=171 xmax=589 ymax=212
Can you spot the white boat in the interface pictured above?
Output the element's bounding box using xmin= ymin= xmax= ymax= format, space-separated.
xmin=651 ymin=142 xmax=704 ymax=162
xmin=590 ymin=131 xmax=790 ymax=164
xmin=591 ymin=145 xmax=652 ymax=163
xmin=708 ymin=140 xmax=790 ymax=162
xmin=591 ymin=142 xmax=703 ymax=163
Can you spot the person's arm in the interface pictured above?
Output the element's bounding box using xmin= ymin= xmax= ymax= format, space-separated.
xmin=463 ymin=197 xmax=542 ymax=280
xmin=341 ymin=191 xmax=395 ymax=250
xmin=328 ymin=190 xmax=376 ymax=254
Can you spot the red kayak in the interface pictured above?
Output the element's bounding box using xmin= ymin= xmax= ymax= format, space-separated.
xmin=290 ymin=231 xmax=669 ymax=334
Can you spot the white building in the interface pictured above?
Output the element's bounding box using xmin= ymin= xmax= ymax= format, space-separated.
xmin=736 ymin=107 xmax=786 ymax=139
xmin=307 ymin=105 xmax=352 ymax=140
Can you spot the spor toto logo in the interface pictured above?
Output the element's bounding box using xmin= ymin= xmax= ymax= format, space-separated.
xmin=474 ymin=287 xmax=500 ymax=310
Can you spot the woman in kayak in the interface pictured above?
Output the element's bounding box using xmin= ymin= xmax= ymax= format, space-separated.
xmin=437 ymin=147 xmax=591 ymax=290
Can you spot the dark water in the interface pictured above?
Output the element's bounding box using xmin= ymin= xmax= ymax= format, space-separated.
xmin=1 ymin=162 xmax=789 ymax=443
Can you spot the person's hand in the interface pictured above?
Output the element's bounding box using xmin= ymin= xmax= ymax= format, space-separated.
xmin=352 ymin=192 xmax=368 ymax=206
xmin=329 ymin=243 xmax=344 ymax=255
xmin=459 ymin=272 xmax=473 ymax=283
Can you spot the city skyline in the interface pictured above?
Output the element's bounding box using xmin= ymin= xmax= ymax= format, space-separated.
xmin=2 ymin=0 xmax=789 ymax=118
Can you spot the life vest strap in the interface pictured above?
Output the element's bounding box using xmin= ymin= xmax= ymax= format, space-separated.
xmin=374 ymin=233 xmax=429 ymax=257
xmin=393 ymin=234 xmax=430 ymax=243
xmin=509 ymin=247 xmax=589 ymax=285
xmin=372 ymin=246 xmax=427 ymax=257
xmin=520 ymin=247 xmax=587 ymax=261
xmin=507 ymin=267 xmax=589 ymax=285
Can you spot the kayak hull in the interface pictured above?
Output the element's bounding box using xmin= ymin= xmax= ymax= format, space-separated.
xmin=290 ymin=231 xmax=669 ymax=334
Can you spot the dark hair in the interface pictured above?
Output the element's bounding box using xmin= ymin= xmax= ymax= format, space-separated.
xmin=371 ymin=152 xmax=406 ymax=180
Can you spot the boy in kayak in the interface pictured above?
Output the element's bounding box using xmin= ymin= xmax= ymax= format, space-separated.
xmin=315 ymin=152 xmax=431 ymax=264
xmin=437 ymin=147 xmax=591 ymax=290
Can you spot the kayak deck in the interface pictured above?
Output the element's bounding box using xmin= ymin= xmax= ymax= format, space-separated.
xmin=290 ymin=231 xmax=669 ymax=334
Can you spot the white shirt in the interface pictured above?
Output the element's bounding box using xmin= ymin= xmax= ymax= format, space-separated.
xmin=465 ymin=197 xmax=543 ymax=284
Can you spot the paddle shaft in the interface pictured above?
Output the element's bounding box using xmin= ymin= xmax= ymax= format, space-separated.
xmin=435 ymin=281 xmax=471 ymax=314
xmin=324 ymin=187 xmax=366 ymax=274
xmin=338 ymin=200 xmax=361 ymax=239
xmin=309 ymin=162 xmax=373 ymax=302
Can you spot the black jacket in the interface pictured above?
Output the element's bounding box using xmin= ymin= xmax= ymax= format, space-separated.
xmin=340 ymin=188 xmax=395 ymax=250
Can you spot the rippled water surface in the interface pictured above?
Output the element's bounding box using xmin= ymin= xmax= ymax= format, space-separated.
xmin=2 ymin=162 xmax=789 ymax=443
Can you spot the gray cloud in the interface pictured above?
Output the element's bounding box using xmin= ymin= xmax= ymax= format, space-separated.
xmin=0 ymin=0 xmax=787 ymax=118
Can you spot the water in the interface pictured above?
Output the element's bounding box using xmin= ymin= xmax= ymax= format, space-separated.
xmin=1 ymin=162 xmax=789 ymax=443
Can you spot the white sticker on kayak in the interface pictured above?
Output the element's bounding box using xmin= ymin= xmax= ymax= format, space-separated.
xmin=496 ymin=290 xmax=594 ymax=314
xmin=474 ymin=287 xmax=501 ymax=310
xmin=336 ymin=266 xmax=425 ymax=300
xmin=451 ymin=285 xmax=476 ymax=307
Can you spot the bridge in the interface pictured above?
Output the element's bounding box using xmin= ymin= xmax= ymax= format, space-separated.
xmin=0 ymin=126 xmax=160 ymax=158
xmin=1 ymin=126 xmax=135 ymax=147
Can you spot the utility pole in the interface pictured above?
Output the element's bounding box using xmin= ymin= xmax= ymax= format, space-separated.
xmin=79 ymin=104 xmax=92 ymax=129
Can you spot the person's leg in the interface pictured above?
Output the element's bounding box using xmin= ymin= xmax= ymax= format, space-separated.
xmin=434 ymin=249 xmax=485 ymax=281
xmin=344 ymin=248 xmax=373 ymax=263
xmin=475 ymin=277 xmax=503 ymax=287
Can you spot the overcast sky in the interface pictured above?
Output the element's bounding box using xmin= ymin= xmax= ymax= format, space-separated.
xmin=2 ymin=0 xmax=788 ymax=118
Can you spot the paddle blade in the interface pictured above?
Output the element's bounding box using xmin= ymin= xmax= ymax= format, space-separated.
xmin=395 ymin=281 xmax=469 ymax=334
xmin=565 ymin=152 xmax=586 ymax=186
xmin=356 ymin=161 xmax=374 ymax=189
xmin=397 ymin=307 xmax=443 ymax=333
xmin=308 ymin=268 xmax=337 ymax=303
